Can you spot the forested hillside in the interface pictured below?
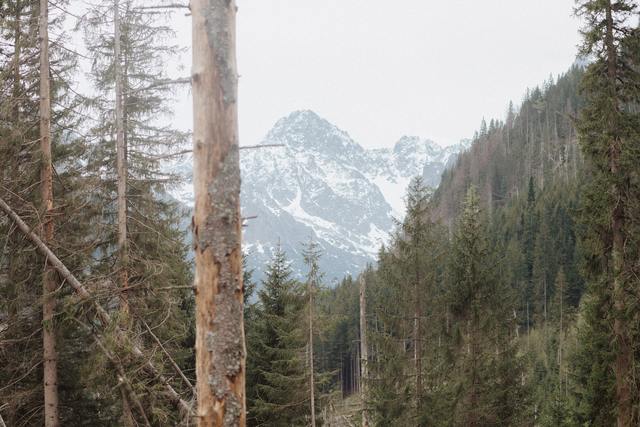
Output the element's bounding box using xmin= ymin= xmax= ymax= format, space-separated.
xmin=241 ymin=4 xmax=640 ymax=425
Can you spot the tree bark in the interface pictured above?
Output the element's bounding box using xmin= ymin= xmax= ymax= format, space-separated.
xmin=191 ymin=1 xmax=245 ymax=425
xmin=359 ymin=276 xmax=369 ymax=427
xmin=114 ymin=0 xmax=129 ymax=313
xmin=39 ymin=0 xmax=59 ymax=424
xmin=604 ymin=3 xmax=631 ymax=425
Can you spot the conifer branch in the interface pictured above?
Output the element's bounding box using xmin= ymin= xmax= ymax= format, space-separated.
xmin=0 ymin=195 xmax=192 ymax=414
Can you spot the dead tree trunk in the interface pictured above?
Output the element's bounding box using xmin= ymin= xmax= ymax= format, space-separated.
xmin=191 ymin=1 xmax=245 ymax=425
xmin=39 ymin=0 xmax=59 ymax=425
xmin=359 ymin=276 xmax=369 ymax=427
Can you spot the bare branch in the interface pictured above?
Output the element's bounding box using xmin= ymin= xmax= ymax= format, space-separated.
xmin=139 ymin=317 xmax=196 ymax=396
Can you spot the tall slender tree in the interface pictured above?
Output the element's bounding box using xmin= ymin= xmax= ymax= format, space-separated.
xmin=359 ymin=274 xmax=370 ymax=427
xmin=38 ymin=0 xmax=58 ymax=424
xmin=575 ymin=1 xmax=640 ymax=424
xmin=1 ymin=0 xmax=81 ymax=423
xmin=448 ymin=187 xmax=522 ymax=426
xmin=113 ymin=0 xmax=129 ymax=313
xmin=302 ymin=239 xmax=323 ymax=427
xmin=81 ymin=1 xmax=193 ymax=423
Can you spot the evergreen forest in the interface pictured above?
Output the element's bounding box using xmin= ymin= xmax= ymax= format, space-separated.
xmin=1 ymin=0 xmax=639 ymax=426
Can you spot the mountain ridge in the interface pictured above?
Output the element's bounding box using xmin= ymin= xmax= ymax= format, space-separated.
xmin=169 ymin=110 xmax=468 ymax=281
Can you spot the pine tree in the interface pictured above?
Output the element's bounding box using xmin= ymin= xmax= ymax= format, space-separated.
xmin=369 ymin=177 xmax=449 ymax=426
xmin=448 ymin=187 xmax=523 ymax=426
xmin=247 ymin=247 xmax=308 ymax=426
xmin=575 ymin=1 xmax=640 ymax=423
xmin=532 ymin=214 xmax=553 ymax=325
xmin=0 ymin=1 xmax=88 ymax=424
xmin=38 ymin=0 xmax=59 ymax=423
xmin=79 ymin=1 xmax=193 ymax=423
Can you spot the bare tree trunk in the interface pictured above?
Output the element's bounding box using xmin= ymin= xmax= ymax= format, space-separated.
xmin=114 ymin=0 xmax=129 ymax=313
xmin=13 ymin=0 xmax=21 ymax=122
xmin=191 ymin=1 xmax=245 ymax=425
xmin=559 ymin=274 xmax=563 ymax=396
xmin=359 ymin=276 xmax=369 ymax=427
xmin=39 ymin=0 xmax=59 ymax=425
xmin=309 ymin=278 xmax=317 ymax=427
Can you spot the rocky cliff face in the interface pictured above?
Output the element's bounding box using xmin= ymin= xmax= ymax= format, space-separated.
xmin=169 ymin=110 xmax=468 ymax=282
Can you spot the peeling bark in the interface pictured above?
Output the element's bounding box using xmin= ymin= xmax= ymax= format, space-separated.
xmin=191 ymin=0 xmax=245 ymax=425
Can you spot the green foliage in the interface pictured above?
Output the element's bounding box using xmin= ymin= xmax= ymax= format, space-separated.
xmin=573 ymin=0 xmax=640 ymax=421
xmin=247 ymin=247 xmax=309 ymax=426
xmin=447 ymin=187 xmax=524 ymax=426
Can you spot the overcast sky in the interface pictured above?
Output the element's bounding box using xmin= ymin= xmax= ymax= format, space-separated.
xmin=170 ymin=1 xmax=582 ymax=148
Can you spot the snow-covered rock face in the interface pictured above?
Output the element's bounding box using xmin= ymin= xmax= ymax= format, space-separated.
xmin=168 ymin=110 xmax=466 ymax=282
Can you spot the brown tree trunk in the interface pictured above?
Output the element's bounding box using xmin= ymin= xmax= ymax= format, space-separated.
xmin=309 ymin=278 xmax=316 ymax=427
xmin=468 ymin=314 xmax=478 ymax=427
xmin=113 ymin=3 xmax=134 ymax=424
xmin=39 ymin=0 xmax=59 ymax=425
xmin=13 ymin=0 xmax=21 ymax=123
xmin=114 ymin=0 xmax=129 ymax=313
xmin=359 ymin=276 xmax=369 ymax=427
xmin=559 ymin=273 xmax=564 ymax=396
xmin=603 ymin=2 xmax=631 ymax=425
xmin=191 ymin=1 xmax=245 ymax=425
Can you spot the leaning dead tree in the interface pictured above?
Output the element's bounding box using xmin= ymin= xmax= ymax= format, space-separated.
xmin=39 ymin=0 xmax=59 ymax=425
xmin=0 ymin=196 xmax=191 ymax=415
xmin=191 ymin=0 xmax=246 ymax=426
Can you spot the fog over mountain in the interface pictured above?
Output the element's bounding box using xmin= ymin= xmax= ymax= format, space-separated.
xmin=169 ymin=110 xmax=468 ymax=281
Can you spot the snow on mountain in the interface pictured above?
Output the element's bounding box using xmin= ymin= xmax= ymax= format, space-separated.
xmin=167 ymin=110 xmax=467 ymax=282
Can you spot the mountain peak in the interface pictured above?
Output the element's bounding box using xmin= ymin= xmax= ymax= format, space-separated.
xmin=264 ymin=110 xmax=362 ymax=155
xmin=167 ymin=111 xmax=467 ymax=281
xmin=269 ymin=110 xmax=332 ymax=135
xmin=392 ymin=136 xmax=440 ymax=165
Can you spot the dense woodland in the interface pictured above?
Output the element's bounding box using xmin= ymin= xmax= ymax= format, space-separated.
xmin=1 ymin=0 xmax=640 ymax=426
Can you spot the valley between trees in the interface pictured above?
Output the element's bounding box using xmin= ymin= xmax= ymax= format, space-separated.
xmin=1 ymin=0 xmax=640 ymax=426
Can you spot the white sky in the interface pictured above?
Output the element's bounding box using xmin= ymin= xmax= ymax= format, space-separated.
xmin=134 ymin=1 xmax=583 ymax=148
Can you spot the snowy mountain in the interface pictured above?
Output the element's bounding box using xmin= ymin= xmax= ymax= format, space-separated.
xmin=169 ymin=110 xmax=468 ymax=282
